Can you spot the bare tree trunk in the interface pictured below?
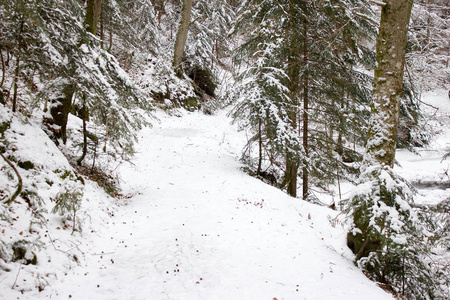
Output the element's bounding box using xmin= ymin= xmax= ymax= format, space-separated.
xmin=0 ymin=48 xmax=5 ymax=88
xmin=12 ymin=20 xmax=24 ymax=113
xmin=109 ymin=30 xmax=113 ymax=52
xmin=84 ymin=0 xmax=103 ymax=35
xmin=100 ymin=7 xmax=104 ymax=49
xmin=12 ymin=54 xmax=20 ymax=112
xmin=302 ymin=19 xmax=309 ymax=200
xmin=257 ymin=118 xmax=263 ymax=175
xmin=173 ymin=0 xmax=193 ymax=76
xmin=77 ymin=102 xmax=88 ymax=166
xmin=284 ymin=0 xmax=301 ymax=197
xmin=366 ymin=0 xmax=414 ymax=167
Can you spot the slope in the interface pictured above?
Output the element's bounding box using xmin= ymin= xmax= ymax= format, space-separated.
xmin=9 ymin=109 xmax=394 ymax=300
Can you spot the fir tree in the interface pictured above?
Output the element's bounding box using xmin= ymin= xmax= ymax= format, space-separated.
xmin=230 ymin=0 xmax=376 ymax=199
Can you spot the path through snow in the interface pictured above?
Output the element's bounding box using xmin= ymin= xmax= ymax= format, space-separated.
xmin=23 ymin=110 xmax=393 ymax=300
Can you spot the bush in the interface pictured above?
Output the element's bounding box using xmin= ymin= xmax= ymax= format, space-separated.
xmin=346 ymin=164 xmax=447 ymax=299
xmin=51 ymin=181 xmax=84 ymax=234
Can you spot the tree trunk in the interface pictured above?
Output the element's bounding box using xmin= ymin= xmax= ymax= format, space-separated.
xmin=257 ymin=118 xmax=263 ymax=175
xmin=349 ymin=0 xmax=414 ymax=261
xmin=12 ymin=53 xmax=20 ymax=112
xmin=302 ymin=18 xmax=309 ymax=200
xmin=100 ymin=7 xmax=104 ymax=49
xmin=285 ymin=0 xmax=301 ymax=198
xmin=173 ymin=0 xmax=193 ymax=76
xmin=0 ymin=48 xmax=5 ymax=88
xmin=12 ymin=20 xmax=24 ymax=113
xmin=49 ymin=84 xmax=74 ymax=143
xmin=77 ymin=102 xmax=88 ymax=166
xmin=366 ymin=0 xmax=413 ymax=167
xmin=84 ymin=0 xmax=103 ymax=35
xmin=109 ymin=30 xmax=113 ymax=52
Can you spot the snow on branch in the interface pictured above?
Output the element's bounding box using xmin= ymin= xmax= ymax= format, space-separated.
xmin=370 ymin=0 xmax=386 ymax=6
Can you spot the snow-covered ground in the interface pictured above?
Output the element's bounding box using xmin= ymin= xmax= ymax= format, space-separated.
xmin=2 ymin=109 xmax=394 ymax=300
xmin=396 ymin=89 xmax=450 ymax=205
xmin=2 ymin=90 xmax=448 ymax=300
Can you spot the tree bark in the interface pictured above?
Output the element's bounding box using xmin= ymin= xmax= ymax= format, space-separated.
xmin=257 ymin=118 xmax=263 ymax=175
xmin=84 ymin=0 xmax=103 ymax=35
xmin=366 ymin=0 xmax=414 ymax=167
xmin=285 ymin=0 xmax=301 ymax=198
xmin=302 ymin=18 xmax=309 ymax=200
xmin=77 ymin=102 xmax=88 ymax=166
xmin=49 ymin=84 xmax=74 ymax=143
xmin=100 ymin=7 xmax=104 ymax=48
xmin=12 ymin=20 xmax=24 ymax=113
xmin=349 ymin=0 xmax=414 ymax=261
xmin=0 ymin=48 xmax=5 ymax=88
xmin=173 ymin=0 xmax=193 ymax=76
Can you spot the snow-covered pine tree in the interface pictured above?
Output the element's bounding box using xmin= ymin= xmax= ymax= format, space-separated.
xmin=299 ymin=0 xmax=376 ymax=198
xmin=230 ymin=0 xmax=377 ymax=199
xmin=182 ymin=0 xmax=236 ymax=103
xmin=185 ymin=0 xmax=236 ymax=75
xmin=0 ymin=0 xmax=150 ymax=172
xmin=229 ymin=41 xmax=304 ymax=184
xmin=230 ymin=0 xmax=307 ymax=196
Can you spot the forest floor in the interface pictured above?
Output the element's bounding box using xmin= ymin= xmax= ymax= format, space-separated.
xmin=2 ymin=90 xmax=449 ymax=300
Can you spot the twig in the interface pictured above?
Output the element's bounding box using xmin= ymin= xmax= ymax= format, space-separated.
xmin=92 ymin=252 xmax=115 ymax=256
xmin=35 ymin=214 xmax=79 ymax=255
xmin=0 ymin=152 xmax=22 ymax=205
xmin=356 ymin=236 xmax=370 ymax=261
xmin=370 ymin=0 xmax=386 ymax=6
xmin=405 ymin=63 xmax=440 ymax=111
xmin=11 ymin=263 xmax=22 ymax=289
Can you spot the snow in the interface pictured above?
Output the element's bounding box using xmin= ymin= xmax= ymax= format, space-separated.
xmin=2 ymin=89 xmax=448 ymax=299
xmin=2 ymin=109 xmax=394 ymax=299
xmin=395 ymin=89 xmax=450 ymax=205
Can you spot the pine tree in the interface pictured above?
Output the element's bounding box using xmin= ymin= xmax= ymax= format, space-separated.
xmin=230 ymin=0 xmax=376 ymax=199
xmin=0 ymin=0 xmax=150 ymax=165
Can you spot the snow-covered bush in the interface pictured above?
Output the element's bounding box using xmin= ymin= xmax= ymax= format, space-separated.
xmin=347 ymin=164 xmax=447 ymax=299
xmin=51 ymin=178 xmax=84 ymax=234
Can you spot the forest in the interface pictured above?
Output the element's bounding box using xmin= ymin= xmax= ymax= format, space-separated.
xmin=0 ymin=0 xmax=449 ymax=299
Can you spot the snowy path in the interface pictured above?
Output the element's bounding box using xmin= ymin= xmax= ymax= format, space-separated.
xmin=32 ymin=111 xmax=392 ymax=300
